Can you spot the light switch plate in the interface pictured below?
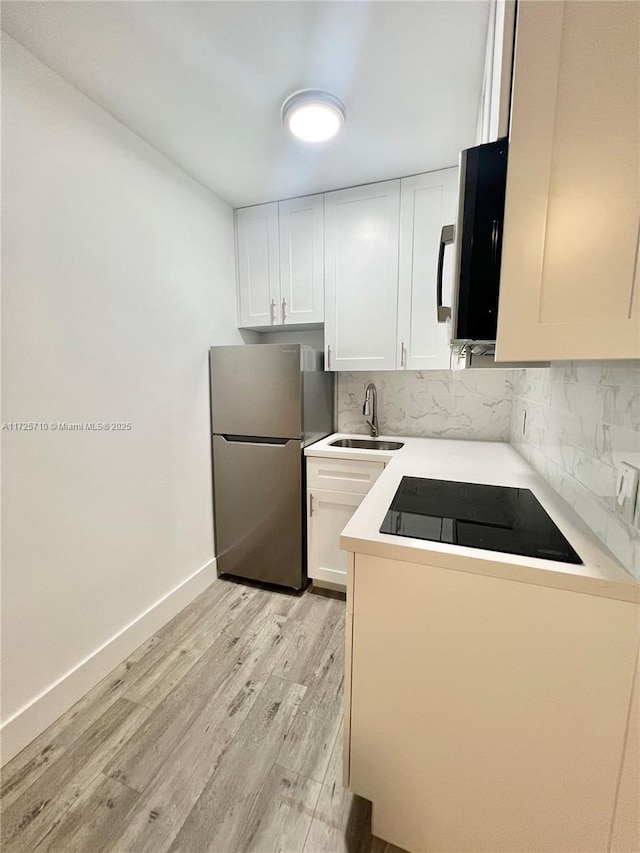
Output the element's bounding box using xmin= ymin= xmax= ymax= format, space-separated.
xmin=616 ymin=461 xmax=639 ymax=525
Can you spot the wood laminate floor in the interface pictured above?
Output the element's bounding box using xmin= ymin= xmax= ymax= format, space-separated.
xmin=1 ymin=579 xmax=406 ymax=853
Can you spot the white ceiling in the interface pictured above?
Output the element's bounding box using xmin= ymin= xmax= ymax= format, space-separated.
xmin=1 ymin=1 xmax=491 ymax=208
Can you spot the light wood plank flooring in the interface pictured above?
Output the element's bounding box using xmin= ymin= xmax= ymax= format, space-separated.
xmin=1 ymin=578 xmax=406 ymax=853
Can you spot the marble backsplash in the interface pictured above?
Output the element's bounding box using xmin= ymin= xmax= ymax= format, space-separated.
xmin=337 ymin=370 xmax=515 ymax=441
xmin=510 ymin=363 xmax=640 ymax=578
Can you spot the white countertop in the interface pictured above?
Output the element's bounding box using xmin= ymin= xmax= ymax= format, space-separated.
xmin=305 ymin=434 xmax=639 ymax=603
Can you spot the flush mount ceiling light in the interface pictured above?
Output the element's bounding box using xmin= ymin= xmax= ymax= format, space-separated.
xmin=282 ymin=89 xmax=346 ymax=143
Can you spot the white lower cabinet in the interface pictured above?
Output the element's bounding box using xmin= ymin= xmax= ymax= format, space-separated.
xmin=306 ymin=456 xmax=385 ymax=586
xmin=346 ymin=552 xmax=640 ymax=853
xmin=610 ymin=651 xmax=640 ymax=852
xmin=306 ymin=456 xmax=385 ymax=494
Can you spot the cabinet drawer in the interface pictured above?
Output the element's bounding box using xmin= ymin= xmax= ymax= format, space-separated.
xmin=306 ymin=457 xmax=385 ymax=494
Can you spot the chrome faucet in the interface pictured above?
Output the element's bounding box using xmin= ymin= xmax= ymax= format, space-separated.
xmin=362 ymin=382 xmax=379 ymax=437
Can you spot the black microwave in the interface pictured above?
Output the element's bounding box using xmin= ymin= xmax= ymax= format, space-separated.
xmin=437 ymin=138 xmax=509 ymax=345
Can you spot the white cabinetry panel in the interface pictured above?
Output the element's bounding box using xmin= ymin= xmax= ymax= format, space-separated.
xmin=496 ymin=1 xmax=640 ymax=361
xmin=349 ymin=553 xmax=639 ymax=852
xmin=279 ymin=194 xmax=324 ymax=325
xmin=237 ymin=197 xmax=323 ymax=329
xmin=236 ymin=203 xmax=279 ymax=328
xmin=307 ymin=489 xmax=363 ymax=585
xmin=397 ymin=168 xmax=458 ymax=370
xmin=307 ymin=456 xmax=385 ymax=586
xmin=476 ymin=0 xmax=515 ymax=145
xmin=610 ymin=652 xmax=640 ymax=852
xmin=306 ymin=457 xmax=384 ymax=494
xmin=324 ymin=181 xmax=400 ymax=371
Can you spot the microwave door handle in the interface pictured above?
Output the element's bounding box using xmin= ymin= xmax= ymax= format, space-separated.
xmin=437 ymin=224 xmax=455 ymax=323
xmin=491 ymin=217 xmax=503 ymax=275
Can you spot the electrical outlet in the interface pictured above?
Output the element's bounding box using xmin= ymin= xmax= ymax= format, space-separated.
xmin=616 ymin=462 xmax=639 ymax=525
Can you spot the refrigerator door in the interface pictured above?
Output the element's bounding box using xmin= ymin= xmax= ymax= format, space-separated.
xmin=212 ymin=434 xmax=303 ymax=588
xmin=210 ymin=344 xmax=302 ymax=439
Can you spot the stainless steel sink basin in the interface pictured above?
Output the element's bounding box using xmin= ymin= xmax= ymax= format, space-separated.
xmin=329 ymin=438 xmax=404 ymax=451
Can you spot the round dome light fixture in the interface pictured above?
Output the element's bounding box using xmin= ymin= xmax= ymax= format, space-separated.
xmin=282 ymin=89 xmax=346 ymax=143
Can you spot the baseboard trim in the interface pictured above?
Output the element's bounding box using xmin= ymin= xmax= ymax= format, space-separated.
xmin=309 ymin=567 xmax=347 ymax=588
xmin=310 ymin=579 xmax=347 ymax=598
xmin=1 ymin=557 xmax=217 ymax=766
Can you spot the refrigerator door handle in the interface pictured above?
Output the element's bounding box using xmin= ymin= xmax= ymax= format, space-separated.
xmin=220 ymin=434 xmax=293 ymax=446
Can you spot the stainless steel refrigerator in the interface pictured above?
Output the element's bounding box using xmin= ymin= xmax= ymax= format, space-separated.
xmin=209 ymin=344 xmax=334 ymax=590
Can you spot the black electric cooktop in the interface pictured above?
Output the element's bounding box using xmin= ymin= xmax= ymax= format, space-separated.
xmin=379 ymin=477 xmax=582 ymax=564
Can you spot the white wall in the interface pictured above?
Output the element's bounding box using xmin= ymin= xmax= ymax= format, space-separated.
xmin=510 ymin=363 xmax=640 ymax=579
xmin=1 ymin=36 xmax=245 ymax=759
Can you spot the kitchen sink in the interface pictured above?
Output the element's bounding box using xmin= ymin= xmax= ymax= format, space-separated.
xmin=329 ymin=438 xmax=404 ymax=451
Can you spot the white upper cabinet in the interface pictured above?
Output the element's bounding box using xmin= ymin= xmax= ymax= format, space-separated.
xmin=476 ymin=0 xmax=515 ymax=145
xmin=236 ymin=196 xmax=324 ymax=329
xmin=324 ymin=180 xmax=401 ymax=371
xmin=236 ymin=172 xmax=460 ymax=365
xmin=397 ymin=168 xmax=459 ymax=371
xmin=278 ymin=194 xmax=324 ymax=325
xmin=496 ymin=0 xmax=640 ymax=361
xmin=236 ymin=203 xmax=279 ymax=328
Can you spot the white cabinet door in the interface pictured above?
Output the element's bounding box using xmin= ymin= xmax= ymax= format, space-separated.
xmin=324 ymin=181 xmax=400 ymax=371
xmin=476 ymin=0 xmax=516 ymax=145
xmin=236 ymin=203 xmax=280 ymax=328
xmin=610 ymin=652 xmax=639 ymax=852
xmin=496 ymin=1 xmax=640 ymax=361
xmin=349 ymin=553 xmax=639 ymax=853
xmin=307 ymin=489 xmax=363 ymax=585
xmin=397 ymin=169 xmax=459 ymax=371
xmin=279 ymin=195 xmax=324 ymax=325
